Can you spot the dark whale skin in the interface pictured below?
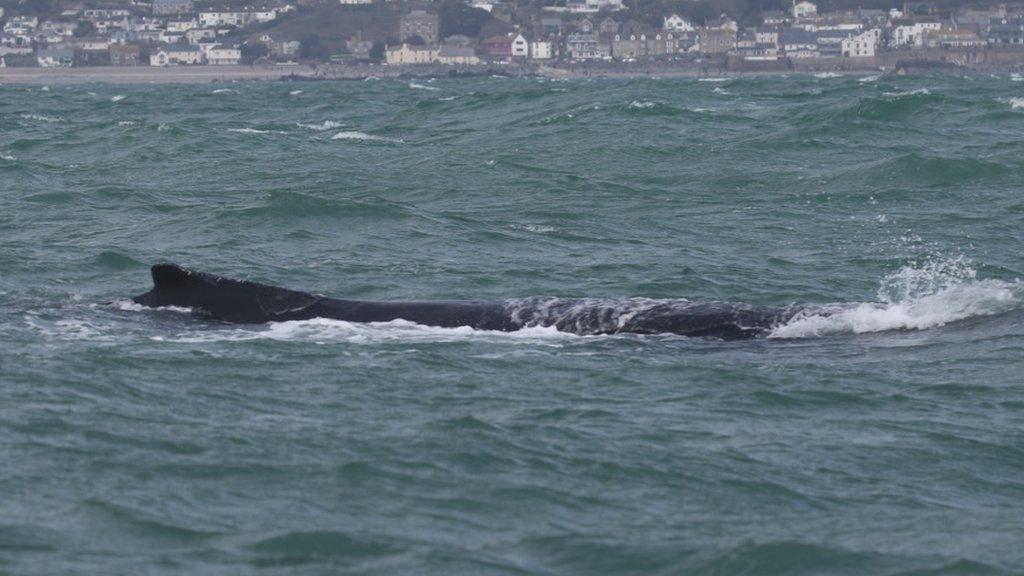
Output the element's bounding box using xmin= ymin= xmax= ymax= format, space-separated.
xmin=132 ymin=263 xmax=803 ymax=339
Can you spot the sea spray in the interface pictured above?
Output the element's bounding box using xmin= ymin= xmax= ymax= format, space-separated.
xmin=771 ymin=258 xmax=1021 ymax=338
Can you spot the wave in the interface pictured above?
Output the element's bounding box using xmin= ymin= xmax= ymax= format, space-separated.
xmin=857 ymin=74 xmax=880 ymax=83
xmin=813 ymin=72 xmax=842 ymax=79
xmin=698 ymin=77 xmax=730 ymax=82
xmin=297 ymin=120 xmax=344 ymax=131
xmin=110 ymin=95 xmax=126 ymax=102
xmin=1000 ymin=97 xmax=1024 ymax=110
xmin=713 ymin=86 xmax=732 ymax=95
xmin=0 ymin=151 xmax=15 ymax=161
xmin=21 ymin=113 xmax=62 ymax=123
xmin=331 ymin=131 xmax=402 ymax=143
xmin=212 ymin=88 xmax=237 ymax=94
xmin=628 ymin=100 xmax=657 ymax=109
xmin=1011 ymin=73 xmax=1023 ymax=82
xmin=771 ymin=258 xmax=1021 ymax=338
xmin=409 ymin=82 xmax=440 ymax=91
xmin=227 ymin=128 xmax=286 ymax=135
xmin=882 ymin=88 xmax=931 ymax=98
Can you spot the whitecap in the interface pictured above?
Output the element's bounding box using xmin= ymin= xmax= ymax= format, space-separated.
xmin=289 ymin=89 xmax=304 ymax=95
xmin=297 ymin=120 xmax=344 ymax=131
xmin=1001 ymin=97 xmax=1024 ymax=110
xmin=857 ymin=74 xmax=880 ymax=83
xmin=40 ymin=86 xmax=50 ymax=92
xmin=110 ymin=94 xmax=126 ymax=102
xmin=1011 ymin=73 xmax=1023 ymax=82
xmin=212 ymin=88 xmax=237 ymax=94
xmin=698 ymin=77 xmax=730 ymax=82
xmin=439 ymin=96 xmax=457 ymax=101
xmin=882 ymin=88 xmax=930 ymax=98
xmin=331 ymin=131 xmax=401 ymax=143
xmin=628 ymin=100 xmax=657 ymax=109
xmin=117 ymin=120 xmax=137 ymax=127
xmin=0 ymin=152 xmax=15 ymax=161
xmin=409 ymin=82 xmax=440 ymax=91
xmin=771 ymin=258 xmax=1021 ymax=338
xmin=511 ymin=223 xmax=556 ymax=233
xmin=813 ymin=72 xmax=841 ymax=79
xmin=21 ymin=113 xmax=62 ymax=123
xmin=713 ymin=86 xmax=731 ymax=95
xmin=228 ymin=128 xmax=286 ymax=135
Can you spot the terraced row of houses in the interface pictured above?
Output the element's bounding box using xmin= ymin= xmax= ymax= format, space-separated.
xmin=0 ymin=0 xmax=290 ymax=68
xmin=384 ymin=1 xmax=1024 ymax=67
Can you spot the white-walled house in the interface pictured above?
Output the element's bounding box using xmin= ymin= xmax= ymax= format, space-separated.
xmin=37 ymin=48 xmax=73 ymax=67
xmin=150 ymin=45 xmax=205 ymax=66
xmin=530 ymin=40 xmax=553 ymax=59
xmin=663 ymin=14 xmax=695 ymax=32
xmin=793 ymin=1 xmax=817 ymax=19
xmin=892 ymin=22 xmax=942 ymax=47
xmin=841 ymin=28 xmax=879 ymax=57
xmin=206 ymin=46 xmax=241 ymax=65
xmin=511 ymin=34 xmax=529 ymax=57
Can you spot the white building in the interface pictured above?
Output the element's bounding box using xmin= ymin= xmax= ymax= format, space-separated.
xmin=340 ymin=0 xmax=373 ymax=4
xmin=663 ymin=14 xmax=695 ymax=32
xmin=199 ymin=11 xmax=276 ymax=28
xmin=385 ymin=43 xmax=438 ymax=65
xmin=37 ymin=48 xmax=73 ymax=67
xmin=793 ymin=1 xmax=817 ymax=19
xmin=511 ymin=34 xmax=529 ymax=57
xmin=892 ymin=22 xmax=942 ymax=47
xmin=150 ymin=45 xmax=205 ymax=66
xmin=841 ymin=28 xmax=879 ymax=57
xmin=167 ymin=20 xmax=199 ymax=33
xmin=206 ymin=46 xmax=241 ymax=65
xmin=530 ymin=40 xmax=553 ymax=59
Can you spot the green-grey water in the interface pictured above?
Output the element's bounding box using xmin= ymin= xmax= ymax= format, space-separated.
xmin=2 ymin=75 xmax=1024 ymax=575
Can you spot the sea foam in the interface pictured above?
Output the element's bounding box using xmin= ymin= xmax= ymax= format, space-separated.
xmin=152 ymin=318 xmax=572 ymax=345
xmin=331 ymin=131 xmax=401 ymax=143
xmin=771 ymin=258 xmax=1020 ymax=338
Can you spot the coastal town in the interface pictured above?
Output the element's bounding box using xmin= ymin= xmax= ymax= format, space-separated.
xmin=2 ymin=0 xmax=1024 ymax=76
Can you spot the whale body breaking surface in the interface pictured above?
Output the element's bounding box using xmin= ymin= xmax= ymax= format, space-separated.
xmin=131 ymin=264 xmax=811 ymax=340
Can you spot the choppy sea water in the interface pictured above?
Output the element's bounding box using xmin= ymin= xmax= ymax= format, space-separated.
xmin=2 ymin=74 xmax=1024 ymax=575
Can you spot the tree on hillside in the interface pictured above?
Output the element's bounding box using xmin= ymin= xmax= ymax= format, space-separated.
xmin=240 ymin=42 xmax=269 ymax=64
xmin=438 ymin=0 xmax=492 ymax=39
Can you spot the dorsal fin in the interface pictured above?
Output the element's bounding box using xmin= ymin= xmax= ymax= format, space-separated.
xmin=151 ymin=263 xmax=194 ymax=290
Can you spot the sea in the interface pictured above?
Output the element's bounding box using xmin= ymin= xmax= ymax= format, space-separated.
xmin=2 ymin=73 xmax=1024 ymax=575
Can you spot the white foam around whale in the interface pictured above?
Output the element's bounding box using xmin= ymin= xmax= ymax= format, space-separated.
xmin=771 ymin=258 xmax=1021 ymax=338
xmin=152 ymin=318 xmax=574 ymax=345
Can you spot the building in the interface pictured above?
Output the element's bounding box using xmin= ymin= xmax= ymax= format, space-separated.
xmin=37 ymin=48 xmax=74 ymax=67
xmin=340 ymin=0 xmax=373 ymax=4
xmin=152 ymin=0 xmax=194 ymax=16
xmin=780 ymin=27 xmax=819 ymax=57
xmin=698 ymin=27 xmax=736 ymax=54
xmin=511 ymin=34 xmax=529 ymax=57
xmin=109 ymin=44 xmax=141 ymax=66
xmin=399 ymin=10 xmax=439 ymax=44
xmin=530 ymin=40 xmax=553 ymax=59
xmin=385 ymin=43 xmax=438 ymax=65
xmin=793 ymin=1 xmax=817 ymax=20
xmin=566 ymin=32 xmax=600 ymax=59
xmin=437 ymin=45 xmax=479 ymax=64
xmin=484 ymin=35 xmax=512 ymax=60
xmin=150 ymin=44 xmax=204 ymax=66
xmin=207 ymin=46 xmax=241 ymax=65
xmin=199 ymin=11 xmax=276 ymax=28
xmin=664 ymin=14 xmax=694 ymax=32
xmin=987 ymin=16 xmax=1024 ymax=45
xmin=892 ymin=21 xmax=943 ymax=47
xmin=841 ymin=29 xmax=878 ymax=57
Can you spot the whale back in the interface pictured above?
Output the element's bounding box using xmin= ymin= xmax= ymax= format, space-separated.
xmin=133 ymin=263 xmax=320 ymax=323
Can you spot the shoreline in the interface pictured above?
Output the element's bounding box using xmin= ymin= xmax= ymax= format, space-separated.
xmin=1 ymin=62 xmax=1019 ymax=85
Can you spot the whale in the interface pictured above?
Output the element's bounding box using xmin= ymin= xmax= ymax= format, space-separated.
xmin=131 ymin=263 xmax=807 ymax=339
